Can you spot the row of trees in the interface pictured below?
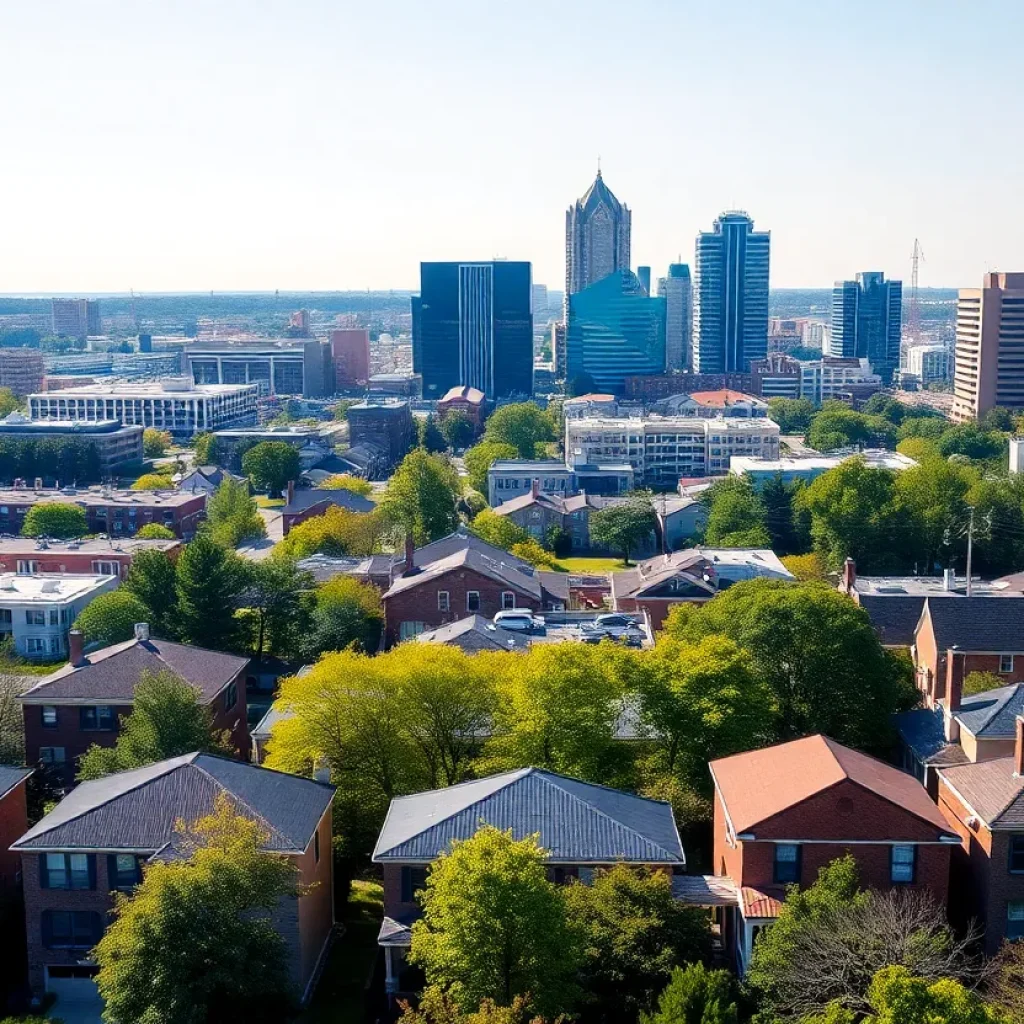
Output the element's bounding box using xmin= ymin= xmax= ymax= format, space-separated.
xmin=0 ymin=435 xmax=105 ymax=485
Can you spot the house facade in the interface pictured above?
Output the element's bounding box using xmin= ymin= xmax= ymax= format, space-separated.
xmin=280 ymin=485 xmax=375 ymax=536
xmin=493 ymin=484 xmax=593 ymax=551
xmin=0 ymin=537 xmax=180 ymax=580
xmin=0 ymin=766 xmax=32 ymax=888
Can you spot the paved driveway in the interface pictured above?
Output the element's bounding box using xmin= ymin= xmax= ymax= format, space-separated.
xmin=237 ymin=508 xmax=284 ymax=562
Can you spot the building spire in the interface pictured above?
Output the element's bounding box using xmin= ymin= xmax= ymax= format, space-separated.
xmin=596 ymin=155 xmax=601 ymax=178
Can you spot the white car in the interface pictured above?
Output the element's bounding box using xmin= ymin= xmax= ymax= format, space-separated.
xmin=492 ymin=610 xmax=545 ymax=633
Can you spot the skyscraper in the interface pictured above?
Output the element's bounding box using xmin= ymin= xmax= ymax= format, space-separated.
xmin=413 ymin=261 xmax=533 ymax=401
xmin=952 ymin=272 xmax=1024 ymax=422
xmin=658 ymin=264 xmax=692 ymax=372
xmin=692 ymin=212 xmax=770 ymax=374
xmin=51 ymin=298 xmax=101 ymax=339
xmin=565 ymin=169 xmax=631 ymax=316
xmin=829 ymin=272 xmax=903 ymax=382
xmin=566 ymin=270 xmax=666 ymax=394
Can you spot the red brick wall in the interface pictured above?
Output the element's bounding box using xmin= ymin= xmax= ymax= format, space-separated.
xmin=209 ymin=668 xmax=251 ymax=761
xmin=0 ymin=778 xmax=29 ymax=887
xmin=0 ymin=545 xmax=181 ymax=578
xmin=383 ymin=568 xmax=541 ymax=647
xmin=713 ymin=789 xmax=744 ymax=881
xmin=295 ymin=806 xmax=334 ymax=997
xmin=23 ymin=702 xmax=133 ymax=785
xmin=282 ymin=501 xmax=334 ymax=536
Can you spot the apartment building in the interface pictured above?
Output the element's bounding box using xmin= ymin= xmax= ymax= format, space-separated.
xmin=0 ymin=349 xmax=45 ymax=396
xmin=186 ymin=338 xmax=333 ymax=398
xmin=952 ymin=272 xmax=1024 ymax=422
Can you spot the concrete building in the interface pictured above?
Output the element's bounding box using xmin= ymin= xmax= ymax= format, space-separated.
xmin=347 ymin=400 xmax=415 ymax=474
xmin=658 ymin=263 xmax=693 ymax=372
xmin=952 ymin=273 xmax=1024 ymax=422
xmin=0 ymin=414 xmax=144 ymax=475
xmin=751 ymin=352 xmax=802 ymax=399
xmin=0 ymin=573 xmax=117 ymax=660
xmin=486 ymin=458 xmax=633 ymax=506
xmin=830 ymin=272 xmax=903 ymax=383
xmin=800 ymin=356 xmax=882 ymax=404
xmin=907 ymin=344 xmax=952 ymax=386
xmin=28 ymin=379 xmax=258 ymax=438
xmin=730 ymin=449 xmax=918 ymax=485
xmin=367 ymin=373 xmax=422 ymax=398
xmin=693 ymin=212 xmax=770 ymax=374
xmin=0 ymin=348 xmax=45 ymax=396
xmin=330 ymin=328 xmax=370 ymax=388
xmin=186 ymin=339 xmax=332 ymax=397
xmin=51 ymin=299 xmax=100 ymax=339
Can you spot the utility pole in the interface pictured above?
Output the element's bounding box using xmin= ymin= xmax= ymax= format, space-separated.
xmin=965 ymin=507 xmax=975 ymax=597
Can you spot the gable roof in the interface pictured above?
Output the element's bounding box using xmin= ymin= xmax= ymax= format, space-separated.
xmin=955 ymin=683 xmax=1024 ymax=739
xmin=0 ymin=765 xmax=32 ymax=801
xmin=611 ymin=550 xmax=715 ymax=602
xmin=710 ymin=734 xmax=955 ymax=837
xmin=19 ymin=637 xmax=249 ymax=703
xmin=921 ymin=597 xmax=1024 ymax=652
xmin=439 ymin=386 xmax=485 ymax=405
xmin=940 ymin=757 xmax=1024 ymax=829
xmin=282 ymin=488 xmax=375 ymax=515
xmin=413 ymin=529 xmax=532 ymax=572
xmin=895 ymin=707 xmax=970 ymax=768
xmin=415 ymin=614 xmax=528 ymax=652
xmin=373 ymin=767 xmax=684 ymax=865
xmin=857 ymin=594 xmax=927 ymax=647
xmin=385 ymin=546 xmax=542 ymax=601
xmin=12 ymin=752 xmax=334 ymax=853
xmin=493 ymin=491 xmax=591 ymax=517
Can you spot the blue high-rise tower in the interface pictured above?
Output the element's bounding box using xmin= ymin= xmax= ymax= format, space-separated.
xmin=830 ymin=272 xmax=903 ymax=383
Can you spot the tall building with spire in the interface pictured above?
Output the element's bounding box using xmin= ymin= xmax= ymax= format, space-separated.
xmin=565 ymin=168 xmax=631 ymax=319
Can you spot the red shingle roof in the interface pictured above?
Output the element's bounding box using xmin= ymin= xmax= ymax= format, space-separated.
xmin=740 ymin=886 xmax=783 ymax=919
xmin=688 ymin=389 xmax=762 ymax=406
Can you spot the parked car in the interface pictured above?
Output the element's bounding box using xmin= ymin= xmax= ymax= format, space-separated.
xmin=580 ymin=613 xmax=644 ymax=646
xmin=492 ymin=610 xmax=546 ymax=633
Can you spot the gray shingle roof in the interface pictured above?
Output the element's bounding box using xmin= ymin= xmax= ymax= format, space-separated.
xmin=940 ymin=757 xmax=1024 ymax=829
xmin=19 ymin=638 xmax=249 ymax=703
xmin=282 ymin=488 xmax=374 ymax=515
xmin=413 ymin=530 xmax=532 ymax=572
xmin=385 ymin=547 xmax=542 ymax=601
xmin=955 ymin=684 xmax=1024 ymax=739
xmin=894 ymin=707 xmax=970 ymax=767
xmin=0 ymin=765 xmax=32 ymax=801
xmin=13 ymin=752 xmax=334 ymax=853
xmin=858 ymin=595 xmax=927 ymax=647
xmin=372 ymin=767 xmax=684 ymax=865
xmin=415 ymin=615 xmax=528 ymax=652
xmin=924 ymin=597 xmax=1024 ymax=652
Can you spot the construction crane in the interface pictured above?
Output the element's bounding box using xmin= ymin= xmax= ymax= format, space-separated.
xmin=907 ymin=238 xmax=925 ymax=344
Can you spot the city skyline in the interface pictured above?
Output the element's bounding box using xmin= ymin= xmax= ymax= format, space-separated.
xmin=2 ymin=0 xmax=1022 ymax=293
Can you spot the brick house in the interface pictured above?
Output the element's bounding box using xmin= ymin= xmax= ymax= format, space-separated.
xmin=436 ymin=385 xmax=486 ymax=433
xmin=18 ymin=625 xmax=250 ymax=785
xmin=0 ymin=536 xmax=181 ymax=580
xmin=0 ymin=766 xmax=32 ymax=888
xmin=710 ymin=735 xmax=959 ymax=973
xmin=936 ymin=718 xmax=1024 ymax=952
xmin=372 ymin=767 xmax=684 ymax=999
xmin=493 ymin=483 xmax=593 ymax=551
xmin=11 ymin=752 xmax=335 ymax=1009
xmin=280 ymin=482 xmax=374 ymax=535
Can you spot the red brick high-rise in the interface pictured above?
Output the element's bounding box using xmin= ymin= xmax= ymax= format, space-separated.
xmin=330 ymin=329 xmax=370 ymax=389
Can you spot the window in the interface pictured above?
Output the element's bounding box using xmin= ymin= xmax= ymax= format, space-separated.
xmin=502 ymin=591 xmax=516 ymax=610
xmin=773 ymin=844 xmax=801 ymax=884
xmin=399 ymin=621 xmax=425 ymax=640
xmin=42 ymin=910 xmax=102 ymax=949
xmin=109 ymin=854 xmax=142 ymax=890
xmin=80 ymin=706 xmax=115 ymax=731
xmin=41 ymin=706 xmax=57 ymax=728
xmin=42 ymin=853 xmax=94 ymax=890
xmin=891 ymin=845 xmax=917 ymax=884
xmin=49 ymin=609 xmax=59 ymax=626
xmin=314 ymin=830 xmax=320 ymax=864
xmin=401 ymin=866 xmax=428 ymax=902
xmin=1008 ymin=902 xmax=1024 ymax=941
xmin=25 ymin=610 xmax=45 ymax=626
xmin=92 ymin=560 xmax=119 ymax=576
xmin=39 ymin=746 xmax=65 ymax=764
xmin=1010 ymin=837 xmax=1024 ymax=874
xmin=466 ymin=591 xmax=481 ymax=612
xmin=437 ymin=591 xmax=450 ymax=612
xmin=48 ymin=637 xmax=61 ymax=655
xmin=16 ymin=560 xmax=38 ymax=574
xmin=25 ymin=638 xmax=45 ymax=654
xmin=224 ymin=682 xmax=238 ymax=712
xmin=1001 ymin=654 xmax=1015 ymax=674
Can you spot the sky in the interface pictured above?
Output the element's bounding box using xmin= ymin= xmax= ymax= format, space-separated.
xmin=1 ymin=0 xmax=1021 ymax=294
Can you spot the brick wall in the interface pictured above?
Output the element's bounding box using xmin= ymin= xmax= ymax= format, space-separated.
xmin=295 ymin=806 xmax=334 ymax=999
xmin=209 ymin=668 xmax=251 ymax=761
xmin=23 ymin=703 xmax=133 ymax=786
xmin=0 ymin=778 xmax=29 ymax=887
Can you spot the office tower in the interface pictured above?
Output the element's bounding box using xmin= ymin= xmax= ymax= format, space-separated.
xmin=413 ymin=261 xmax=533 ymax=400
xmin=952 ymin=272 xmax=1024 ymax=422
xmin=693 ymin=212 xmax=770 ymax=374
xmin=532 ymin=284 xmax=550 ymax=322
xmin=829 ymin=272 xmax=902 ymax=382
xmin=566 ymin=270 xmax=666 ymax=394
xmin=552 ymin=323 xmax=567 ymax=379
xmin=287 ymin=309 xmax=311 ymax=337
xmin=637 ymin=266 xmax=651 ymax=295
xmin=51 ymin=298 xmax=100 ymax=339
xmin=565 ymin=169 xmax=631 ymax=316
xmin=906 ymin=344 xmax=951 ymax=386
xmin=658 ymin=264 xmax=692 ymax=371
xmin=330 ymin=329 xmax=371 ymax=388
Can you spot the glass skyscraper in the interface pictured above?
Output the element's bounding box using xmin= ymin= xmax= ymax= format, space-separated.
xmin=658 ymin=263 xmax=692 ymax=371
xmin=412 ymin=261 xmax=533 ymax=400
xmin=566 ymin=270 xmax=666 ymax=394
xmin=693 ymin=211 xmax=770 ymax=373
xmin=830 ymin=272 xmax=903 ymax=383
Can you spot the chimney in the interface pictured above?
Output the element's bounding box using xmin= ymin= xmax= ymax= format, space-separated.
xmin=531 ymin=478 xmax=540 ymax=499
xmin=68 ymin=629 xmax=86 ymax=668
xmin=286 ymin=479 xmax=295 ymax=506
xmin=842 ymin=557 xmax=856 ymax=595
xmin=402 ymin=532 xmax=416 ymax=576
xmin=944 ymin=647 xmax=964 ymax=742
xmin=1016 ymin=716 xmax=1024 ymax=777
xmin=943 ymin=567 xmax=956 ymax=592
xmin=134 ymin=622 xmax=150 ymax=642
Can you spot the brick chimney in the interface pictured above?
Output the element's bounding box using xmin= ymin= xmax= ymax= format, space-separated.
xmin=531 ymin=478 xmax=540 ymax=499
xmin=401 ymin=532 xmax=417 ymax=576
xmin=68 ymin=629 xmax=86 ymax=668
xmin=943 ymin=647 xmax=964 ymax=742
xmin=1016 ymin=716 xmax=1024 ymax=777
xmin=842 ymin=557 xmax=856 ymax=595
xmin=286 ymin=479 xmax=295 ymax=506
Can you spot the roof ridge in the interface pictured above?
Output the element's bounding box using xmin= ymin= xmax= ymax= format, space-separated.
xmin=971 ymin=683 xmax=1023 ymax=733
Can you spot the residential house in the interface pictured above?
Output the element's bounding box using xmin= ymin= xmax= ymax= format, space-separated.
xmin=611 ymin=547 xmax=794 ymax=630
xmin=0 ymin=536 xmax=181 ymax=581
xmin=280 ymin=483 xmax=375 ymax=535
xmin=11 ymin=752 xmax=335 ymax=1007
xmin=414 ymin=614 xmax=529 ymax=652
xmin=296 ymin=553 xmax=396 ymax=592
xmin=711 ymin=735 xmax=959 ymax=974
xmin=177 ymin=464 xmax=246 ymax=495
xmin=0 ymin=766 xmax=32 ymax=887
xmin=656 ymin=496 xmax=707 ymax=551
xmin=493 ymin=484 xmax=594 ymax=551
xmin=371 ymin=767 xmax=684 ymax=997
xmin=18 ymin=625 xmax=250 ymax=785
xmin=937 ymin=719 xmax=1024 ymax=952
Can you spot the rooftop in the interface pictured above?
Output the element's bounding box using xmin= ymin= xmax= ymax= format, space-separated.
xmin=0 ymin=765 xmax=33 ymax=801
xmin=687 ymin=390 xmax=765 ymax=407
xmin=940 ymin=758 xmax=1024 ymax=830
xmin=0 ymin=536 xmax=179 ymax=555
xmin=0 ymin=414 xmax=138 ymax=436
xmin=923 ymin=596 xmax=1024 ymax=652
xmin=0 ymin=485 xmax=204 ymax=508
xmin=439 ymin=386 xmax=485 ymax=405
xmin=894 ymin=707 xmax=970 ymax=768
xmin=384 ymin=546 xmax=542 ymax=601
xmin=852 ymin=575 xmax=1016 ymax=599
xmin=415 ymin=614 xmax=529 ymax=652
xmin=731 ymin=450 xmax=918 ymax=475
xmin=30 ymin=380 xmax=257 ymax=399
xmin=282 ymin=488 xmax=375 ymax=515
xmin=954 ymin=683 xmax=1024 ymax=739
xmin=0 ymin=573 xmax=112 ymax=603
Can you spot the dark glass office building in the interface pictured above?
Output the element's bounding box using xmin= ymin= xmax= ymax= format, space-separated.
xmin=830 ymin=272 xmax=903 ymax=383
xmin=412 ymin=261 xmax=533 ymax=400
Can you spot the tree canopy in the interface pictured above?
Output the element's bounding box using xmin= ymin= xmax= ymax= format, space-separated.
xmin=193 ymin=432 xmax=218 ymax=466
xmin=204 ymin=476 xmax=266 ymax=548
xmin=380 ymin=448 xmax=461 ymax=545
xmin=174 ymin=532 xmax=247 ymax=650
xmin=299 ymin=574 xmax=383 ymax=660
xmin=482 ymin=403 xmax=557 ymax=458
xmin=242 ymin=441 xmax=301 ymax=496
xmin=275 ymin=505 xmax=387 ymax=561
xmin=589 ymin=495 xmax=656 ymax=564
xmin=464 ymin=441 xmax=519 ymax=494
xmin=142 ymin=428 xmax=172 ymax=459
xmin=440 ymin=410 xmax=476 ymax=449
xmin=640 ymin=964 xmax=738 ymax=1024
xmin=135 ymin=522 xmax=176 ymax=539
xmin=767 ymin=397 xmax=816 ymax=434
xmin=21 ymin=502 xmax=88 ymax=539
xmin=74 ymin=590 xmax=152 ymax=647
xmin=471 ymin=509 xmax=530 ymax=551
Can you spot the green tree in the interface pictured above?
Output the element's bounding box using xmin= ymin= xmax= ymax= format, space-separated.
xmin=980 ymin=406 xmax=1017 ymax=433
xmin=471 ymin=509 xmax=530 ymax=551
xmin=964 ymin=671 xmax=1005 ymax=696
xmin=511 ymin=539 xmax=558 ymax=568
xmin=299 ymin=575 xmax=383 ymax=660
xmin=94 ymin=797 xmax=298 ymax=1024
xmin=135 ymin=522 xmax=176 ymax=539
xmin=193 ymin=431 xmax=218 ymax=466
xmin=767 ymin=397 xmax=816 ymax=434
xmin=380 ymin=448 xmax=461 ymax=545
xmin=664 ymin=579 xmax=913 ymax=749
xmin=73 ymin=590 xmax=152 ymax=647
xmin=858 ymin=966 xmax=1006 ymax=1024
xmin=440 ymin=410 xmax=476 ymax=449
xmin=641 ymin=963 xmax=738 ymax=1024
xmin=464 ymin=441 xmax=519 ymax=495
xmin=564 ymin=864 xmax=711 ymax=1022
xmin=400 ymin=987 xmax=566 ymax=1024
xmin=897 ymin=415 xmax=949 ymax=443
xmin=986 ymin=941 xmax=1024 ymax=1024
xmin=807 ymin=403 xmax=896 ymax=451
xmin=862 ymin=393 xmax=909 ymax=425
xmin=894 ymin=458 xmax=976 ymax=571
xmin=142 ymin=428 xmax=172 ymax=458
xmin=131 ymin=471 xmax=174 ymax=490
xmin=702 ymin=477 xmax=769 ymax=547
xmin=410 ymin=826 xmax=582 ymax=1017
xmin=0 ymin=387 xmax=21 ymax=418
xmin=483 ymin=403 xmax=557 ymax=458
xmin=241 ymin=558 xmax=313 ymax=660
xmin=418 ymin=414 xmax=448 ymax=453
xmin=174 ymin=533 xmax=246 ymax=650
xmin=241 ymin=441 xmax=302 ymax=496
xmin=275 ymin=505 xmax=387 ymax=560
xmin=21 ymin=502 xmax=88 ymax=539
xmin=589 ymin=495 xmax=656 ymax=564
xmin=316 ymin=473 xmax=373 ymax=496
xmin=205 ymin=477 xmax=266 ymax=548
xmin=122 ymin=550 xmax=179 ymax=638
xmin=938 ymin=424 xmax=1005 ymax=461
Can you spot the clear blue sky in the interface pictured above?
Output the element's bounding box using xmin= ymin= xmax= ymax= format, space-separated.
xmin=1 ymin=0 xmax=1020 ymax=293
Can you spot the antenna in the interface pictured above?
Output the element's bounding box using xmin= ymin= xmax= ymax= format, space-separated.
xmin=907 ymin=239 xmax=926 ymax=344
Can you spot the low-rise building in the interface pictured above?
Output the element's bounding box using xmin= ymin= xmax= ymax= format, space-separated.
xmin=0 ymin=536 xmax=180 ymax=580
xmin=0 ymin=349 xmax=45 ymax=396
xmin=730 ymin=449 xmax=918 ymax=485
xmin=656 ymin=496 xmax=708 ymax=550
xmin=347 ymin=400 xmax=415 ymax=475
xmin=186 ymin=338 xmax=333 ymax=397
xmin=213 ymin=425 xmax=328 ymax=472
xmin=281 ymin=485 xmax=375 ymax=535
xmin=176 ymin=464 xmax=247 ymax=495
xmin=659 ymin=390 xmax=768 ymax=418
xmin=0 ymin=573 xmax=118 ymax=662
xmin=486 ymin=459 xmax=635 ymax=506
xmin=493 ymin=485 xmax=594 ymax=551
xmin=436 ymin=386 xmax=486 ymax=432
xmin=0 ymin=766 xmax=32 ymax=887
xmin=0 ymin=414 xmax=144 ymax=478
xmin=11 ymin=752 xmax=335 ymax=1008
xmin=414 ymin=614 xmax=528 ymax=653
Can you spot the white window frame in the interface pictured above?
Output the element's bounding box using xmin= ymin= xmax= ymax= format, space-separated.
xmin=92 ymin=560 xmax=119 ymax=576
xmin=399 ymin=621 xmax=425 ymax=640
xmin=437 ymin=591 xmax=450 ymax=612
xmin=16 ymin=560 xmax=38 ymax=574
xmin=1000 ymin=654 xmax=1015 ymax=674
xmin=25 ymin=637 xmax=46 ymax=654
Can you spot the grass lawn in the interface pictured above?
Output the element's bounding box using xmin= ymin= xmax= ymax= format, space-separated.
xmin=255 ymin=496 xmax=286 ymax=508
xmin=302 ymin=880 xmax=384 ymax=1024
xmin=0 ymin=657 xmax=63 ymax=677
xmin=555 ymin=555 xmax=633 ymax=574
